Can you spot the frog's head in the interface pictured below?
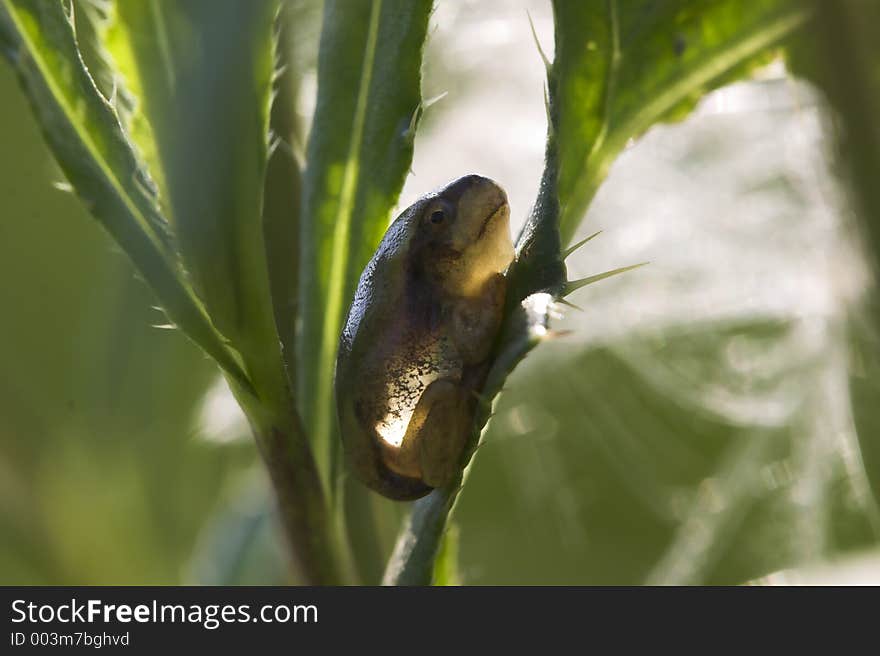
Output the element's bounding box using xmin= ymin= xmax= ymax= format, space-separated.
xmin=410 ymin=174 xmax=514 ymax=297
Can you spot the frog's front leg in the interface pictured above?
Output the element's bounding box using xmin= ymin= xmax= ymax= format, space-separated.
xmin=396 ymin=378 xmax=472 ymax=489
xmin=449 ymin=272 xmax=507 ymax=364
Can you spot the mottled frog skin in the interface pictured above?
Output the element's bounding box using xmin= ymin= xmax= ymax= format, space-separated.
xmin=335 ymin=175 xmax=514 ymax=500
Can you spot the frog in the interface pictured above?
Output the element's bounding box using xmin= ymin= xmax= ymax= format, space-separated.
xmin=335 ymin=174 xmax=514 ymax=501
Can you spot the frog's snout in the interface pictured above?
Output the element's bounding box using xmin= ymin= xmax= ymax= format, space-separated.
xmin=445 ymin=174 xmax=508 ymax=213
xmin=442 ymin=174 xmax=510 ymax=249
xmin=432 ymin=175 xmax=513 ymax=298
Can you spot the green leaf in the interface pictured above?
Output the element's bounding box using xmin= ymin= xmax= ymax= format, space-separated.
xmin=69 ymin=1 xmax=124 ymax=107
xmin=0 ymin=0 xmax=250 ymax=391
xmin=298 ymin=0 xmax=433 ymax=490
xmin=552 ymin=0 xmax=812 ymax=244
xmin=432 ymin=522 xmax=461 ymax=586
xmin=85 ymin=1 xmax=344 ymax=584
xmin=73 ymin=0 xmax=166 ymax=209
xmin=262 ymin=6 xmax=304 ymax=393
xmin=105 ymin=0 xmax=283 ymax=403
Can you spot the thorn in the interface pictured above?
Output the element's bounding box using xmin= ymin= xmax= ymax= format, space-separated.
xmin=422 ymin=91 xmax=448 ymax=109
xmin=272 ymin=63 xmax=289 ymax=84
xmin=546 ymin=329 xmax=574 ymax=339
xmin=109 ymin=76 xmax=119 ymax=111
xmin=151 ymin=323 xmax=177 ymax=330
xmin=404 ymin=107 xmax=421 ymax=143
xmin=527 ymin=11 xmax=550 ymax=71
xmin=555 ymin=298 xmax=583 ymax=312
xmin=406 ymin=91 xmax=447 ymax=143
xmin=52 ymin=181 xmax=74 ymax=193
xmin=267 ymin=133 xmax=281 ymax=158
xmin=427 ymin=14 xmax=440 ymax=38
xmin=267 ymin=129 xmax=297 ymax=164
xmin=563 ymin=230 xmax=602 ymax=259
xmin=564 ymin=262 xmax=649 ymax=296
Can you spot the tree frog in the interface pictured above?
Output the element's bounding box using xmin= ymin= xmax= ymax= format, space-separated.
xmin=336 ymin=175 xmax=514 ymax=500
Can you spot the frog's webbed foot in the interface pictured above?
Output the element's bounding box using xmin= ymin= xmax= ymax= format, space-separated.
xmin=450 ymin=273 xmax=507 ymax=364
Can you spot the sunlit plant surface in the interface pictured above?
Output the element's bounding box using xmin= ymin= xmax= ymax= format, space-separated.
xmin=0 ymin=0 xmax=878 ymax=584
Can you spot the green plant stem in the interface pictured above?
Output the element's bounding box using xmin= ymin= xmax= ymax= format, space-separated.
xmin=808 ymin=0 xmax=880 ymax=506
xmin=382 ymin=486 xmax=457 ymax=585
xmin=810 ymin=1 xmax=880 ymax=288
xmin=233 ymin=386 xmax=341 ymax=585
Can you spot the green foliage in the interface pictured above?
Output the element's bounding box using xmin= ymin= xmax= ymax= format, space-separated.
xmin=0 ymin=0 xmax=335 ymax=583
xmin=0 ymin=0 xmax=250 ymax=390
xmin=0 ymin=62 xmax=246 ymax=583
xmin=432 ymin=524 xmax=461 ymax=586
xmin=552 ymin=0 xmax=811 ymax=243
xmin=109 ymin=1 xmax=283 ymax=398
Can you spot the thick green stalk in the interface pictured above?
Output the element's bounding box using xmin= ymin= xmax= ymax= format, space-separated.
xmin=232 ymin=384 xmax=341 ymax=585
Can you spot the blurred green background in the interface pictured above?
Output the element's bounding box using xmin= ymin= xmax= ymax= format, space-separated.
xmin=0 ymin=62 xmax=261 ymax=584
xmin=2 ymin=0 xmax=879 ymax=585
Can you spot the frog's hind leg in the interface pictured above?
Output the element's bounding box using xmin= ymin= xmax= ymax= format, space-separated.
xmin=394 ymin=379 xmax=473 ymax=489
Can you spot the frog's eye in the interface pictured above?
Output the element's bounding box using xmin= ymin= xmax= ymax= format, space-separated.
xmin=424 ymin=200 xmax=452 ymax=227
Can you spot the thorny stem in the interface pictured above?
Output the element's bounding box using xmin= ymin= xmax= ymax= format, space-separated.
xmin=234 ymin=383 xmax=342 ymax=585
